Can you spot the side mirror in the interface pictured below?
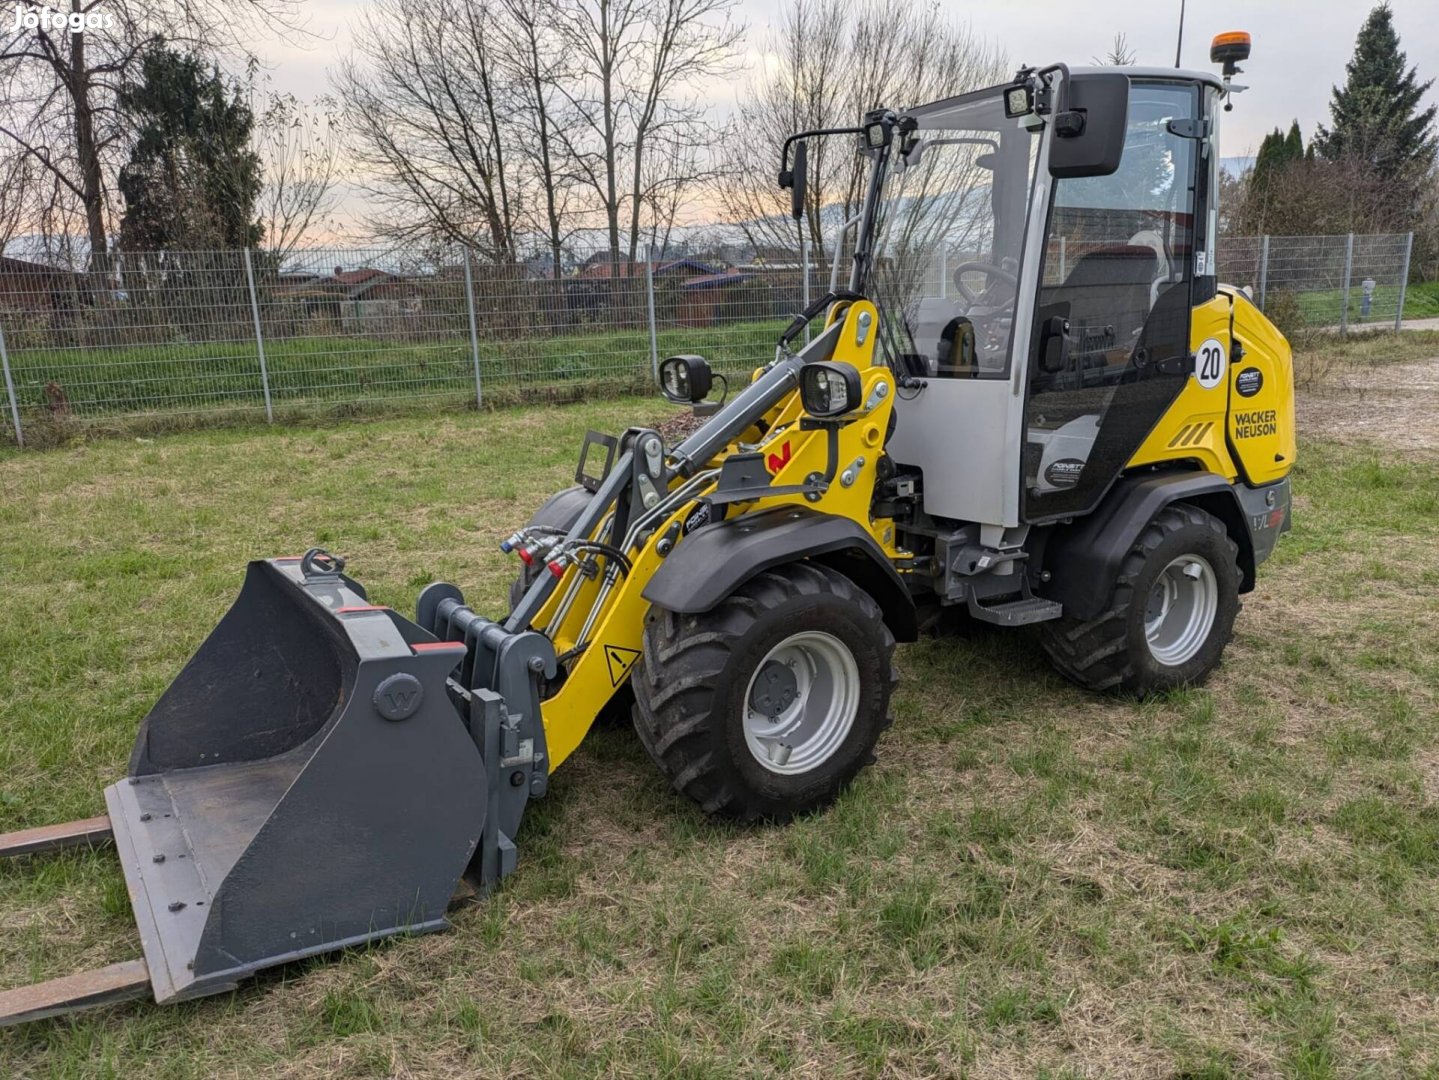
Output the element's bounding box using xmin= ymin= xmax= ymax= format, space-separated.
xmin=1048 ymin=72 xmax=1129 ymax=179
xmin=783 ymin=141 xmax=807 ymax=221
xmin=659 ymin=354 xmax=712 ymax=404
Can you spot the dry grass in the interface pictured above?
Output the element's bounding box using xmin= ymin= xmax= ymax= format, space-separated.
xmin=1 ymin=337 xmax=1438 ymax=1078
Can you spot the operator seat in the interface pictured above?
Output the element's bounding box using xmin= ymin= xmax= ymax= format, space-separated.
xmin=1042 ymin=244 xmax=1160 ymax=367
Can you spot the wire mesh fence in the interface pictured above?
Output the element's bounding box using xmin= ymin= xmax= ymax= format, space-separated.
xmin=1215 ymin=233 xmax=1416 ymax=333
xmin=0 ymin=231 xmax=1419 ymax=446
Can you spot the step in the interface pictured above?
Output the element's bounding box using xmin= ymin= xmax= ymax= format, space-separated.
xmin=966 ymin=594 xmax=1063 ymax=626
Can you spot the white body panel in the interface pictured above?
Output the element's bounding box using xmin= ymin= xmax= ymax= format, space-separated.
xmin=886 ymin=159 xmax=1052 ymax=528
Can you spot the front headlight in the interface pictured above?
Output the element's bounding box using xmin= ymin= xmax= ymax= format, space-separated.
xmin=658 ymin=354 xmax=712 ymax=404
xmin=799 ymin=362 xmax=861 ymax=418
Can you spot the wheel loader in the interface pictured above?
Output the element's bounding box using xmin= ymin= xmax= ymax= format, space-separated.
xmin=0 ymin=34 xmax=1294 ymax=1025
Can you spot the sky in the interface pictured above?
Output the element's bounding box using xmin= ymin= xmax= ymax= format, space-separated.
xmin=248 ymin=0 xmax=1439 ymax=231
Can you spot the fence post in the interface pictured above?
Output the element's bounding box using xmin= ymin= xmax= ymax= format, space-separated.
xmin=0 ymin=318 xmax=21 ymax=447
xmin=939 ymin=247 xmax=947 ymax=299
xmin=1339 ymin=233 xmax=1354 ymax=335
xmin=242 ymin=248 xmax=275 ymax=423
xmin=1395 ymin=231 xmax=1413 ymax=332
xmin=462 ymin=246 xmax=483 ymax=407
xmin=801 ymin=233 xmax=812 ymax=345
xmin=1059 ymin=236 xmax=1067 ymax=281
xmin=644 ymin=245 xmax=660 ymax=382
xmin=1257 ymin=234 xmax=1270 ymax=312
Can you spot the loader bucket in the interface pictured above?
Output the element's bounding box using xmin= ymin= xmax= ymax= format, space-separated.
xmin=103 ymin=554 xmax=488 ymax=1003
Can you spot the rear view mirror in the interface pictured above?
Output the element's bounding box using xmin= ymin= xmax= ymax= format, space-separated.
xmin=787 ymin=141 xmax=807 ymax=220
xmin=1048 ymin=73 xmax=1129 ymax=179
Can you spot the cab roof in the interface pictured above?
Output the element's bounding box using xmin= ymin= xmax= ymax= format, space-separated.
xmin=1068 ymin=65 xmax=1225 ymax=91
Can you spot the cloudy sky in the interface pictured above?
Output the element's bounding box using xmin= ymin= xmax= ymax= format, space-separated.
xmin=249 ymin=0 xmax=1438 ymax=229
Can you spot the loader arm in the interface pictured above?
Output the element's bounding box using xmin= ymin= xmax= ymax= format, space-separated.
xmin=526 ymin=299 xmax=904 ymax=769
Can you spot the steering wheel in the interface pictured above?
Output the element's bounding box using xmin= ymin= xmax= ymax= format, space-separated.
xmin=952 ymin=261 xmax=1019 ymax=307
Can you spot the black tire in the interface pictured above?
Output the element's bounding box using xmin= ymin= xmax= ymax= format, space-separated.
xmin=633 ymin=561 xmax=897 ymax=823
xmin=1039 ymin=503 xmax=1240 ymax=695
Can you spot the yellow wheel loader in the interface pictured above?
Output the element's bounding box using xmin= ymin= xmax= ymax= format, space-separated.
xmin=0 ymin=35 xmax=1295 ymax=1024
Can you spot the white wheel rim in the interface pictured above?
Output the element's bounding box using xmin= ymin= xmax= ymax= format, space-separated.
xmin=1144 ymin=554 xmax=1218 ymax=667
xmin=742 ymin=630 xmax=860 ymax=775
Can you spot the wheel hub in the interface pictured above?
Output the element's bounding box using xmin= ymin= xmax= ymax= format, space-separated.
xmin=742 ymin=631 xmax=860 ymax=776
xmin=1144 ymin=555 xmax=1218 ymax=667
xmin=749 ymin=661 xmax=799 ymax=718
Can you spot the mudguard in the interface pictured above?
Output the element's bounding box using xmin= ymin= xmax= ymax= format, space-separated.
xmin=1040 ymin=470 xmax=1258 ymax=621
xmin=642 ymin=505 xmax=918 ymax=641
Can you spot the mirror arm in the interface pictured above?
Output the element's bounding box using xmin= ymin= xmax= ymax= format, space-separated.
xmin=1032 ymin=62 xmax=1073 ymax=115
xmin=778 ymin=126 xmax=867 ymax=186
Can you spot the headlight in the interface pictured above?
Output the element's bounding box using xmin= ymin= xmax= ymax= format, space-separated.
xmin=658 ymin=354 xmax=712 ymax=404
xmin=799 ymin=362 xmax=862 ymax=418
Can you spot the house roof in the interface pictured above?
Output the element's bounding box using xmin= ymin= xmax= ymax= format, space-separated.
xmin=680 ymin=271 xmax=750 ymax=291
xmin=0 ymin=255 xmax=75 ymax=278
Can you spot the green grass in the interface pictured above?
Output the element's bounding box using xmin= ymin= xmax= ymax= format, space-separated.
xmin=1277 ymin=280 xmax=1439 ymax=328
xmin=1 ymin=341 xmax=1438 ymax=1075
xmin=5 ymin=318 xmax=786 ymax=440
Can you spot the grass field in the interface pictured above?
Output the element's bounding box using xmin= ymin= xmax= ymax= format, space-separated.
xmin=1 ymin=337 xmax=1438 ymax=1077
xmin=4 ymin=319 xmax=786 ymax=440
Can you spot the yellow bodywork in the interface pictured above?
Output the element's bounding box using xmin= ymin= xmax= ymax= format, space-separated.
xmin=538 ymin=301 xmax=895 ymax=770
xmin=537 ymin=290 xmax=1294 ymax=769
xmin=1127 ymin=290 xmax=1296 ymax=486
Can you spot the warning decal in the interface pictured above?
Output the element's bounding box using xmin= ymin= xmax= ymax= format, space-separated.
xmin=604 ymin=644 xmax=642 ymax=686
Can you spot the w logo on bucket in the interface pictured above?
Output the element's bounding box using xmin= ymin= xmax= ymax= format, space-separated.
xmin=374 ymin=674 xmax=424 ymax=720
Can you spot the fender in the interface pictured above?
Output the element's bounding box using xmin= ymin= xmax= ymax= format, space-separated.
xmin=642 ymin=505 xmax=918 ymax=642
xmin=1040 ymin=470 xmax=1257 ymax=622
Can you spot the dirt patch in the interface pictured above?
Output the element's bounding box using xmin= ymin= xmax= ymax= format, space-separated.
xmin=1299 ymin=353 xmax=1439 ymax=455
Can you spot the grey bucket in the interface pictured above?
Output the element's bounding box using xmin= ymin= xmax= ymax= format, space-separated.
xmin=105 ymin=554 xmax=487 ymax=1003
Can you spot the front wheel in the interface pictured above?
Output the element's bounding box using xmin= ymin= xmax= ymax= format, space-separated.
xmin=633 ymin=562 xmax=897 ymax=823
xmin=1039 ymin=503 xmax=1241 ymax=695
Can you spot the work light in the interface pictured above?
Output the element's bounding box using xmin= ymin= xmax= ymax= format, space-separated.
xmin=1003 ymin=83 xmax=1034 ymax=118
xmin=799 ymin=362 xmax=861 ymax=418
xmin=659 ymin=354 xmax=712 ymax=404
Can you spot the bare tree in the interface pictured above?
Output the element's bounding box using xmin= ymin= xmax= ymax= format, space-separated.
xmin=712 ymin=0 xmax=1007 ymax=268
xmin=0 ymin=150 xmax=32 ymax=253
xmin=554 ymin=0 xmax=742 ymax=264
xmin=0 ymin=0 xmax=309 ymax=266
xmin=253 ymin=90 xmax=342 ymax=258
xmin=495 ymin=0 xmax=582 ymax=277
xmin=335 ymin=0 xmax=521 ymax=256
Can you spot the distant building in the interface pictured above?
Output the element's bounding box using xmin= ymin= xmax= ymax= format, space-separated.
xmin=0 ymin=255 xmax=87 ymax=315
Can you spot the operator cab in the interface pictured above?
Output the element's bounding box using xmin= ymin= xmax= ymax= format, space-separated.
xmin=873 ymin=66 xmax=1226 ymax=530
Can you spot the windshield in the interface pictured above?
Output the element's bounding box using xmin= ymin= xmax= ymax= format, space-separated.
xmin=868 ymin=88 xmax=1042 ymax=380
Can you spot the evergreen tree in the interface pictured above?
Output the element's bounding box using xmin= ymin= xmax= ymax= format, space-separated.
xmin=1283 ymin=120 xmax=1304 ymax=161
xmin=1252 ymin=121 xmax=1304 ymax=191
xmin=1314 ymin=3 xmax=1436 ymax=181
xmin=118 ymin=46 xmax=263 ymax=251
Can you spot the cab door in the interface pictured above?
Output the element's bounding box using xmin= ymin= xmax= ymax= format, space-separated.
xmin=1021 ymin=79 xmax=1205 ymax=522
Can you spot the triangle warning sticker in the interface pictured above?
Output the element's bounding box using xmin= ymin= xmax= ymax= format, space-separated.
xmin=604 ymin=644 xmax=642 ymax=686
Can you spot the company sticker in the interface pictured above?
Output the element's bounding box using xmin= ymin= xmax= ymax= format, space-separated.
xmin=1044 ymin=458 xmax=1084 ymax=488
xmin=1235 ymin=366 xmax=1263 ymax=397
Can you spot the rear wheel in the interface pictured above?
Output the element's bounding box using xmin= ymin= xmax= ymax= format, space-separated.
xmin=1039 ymin=503 xmax=1240 ymax=695
xmin=633 ymin=562 xmax=897 ymax=823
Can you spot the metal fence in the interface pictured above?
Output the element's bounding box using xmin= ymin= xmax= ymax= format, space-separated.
xmin=1216 ymin=232 xmax=1415 ymax=333
xmin=0 ymin=231 xmax=1419 ymax=446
